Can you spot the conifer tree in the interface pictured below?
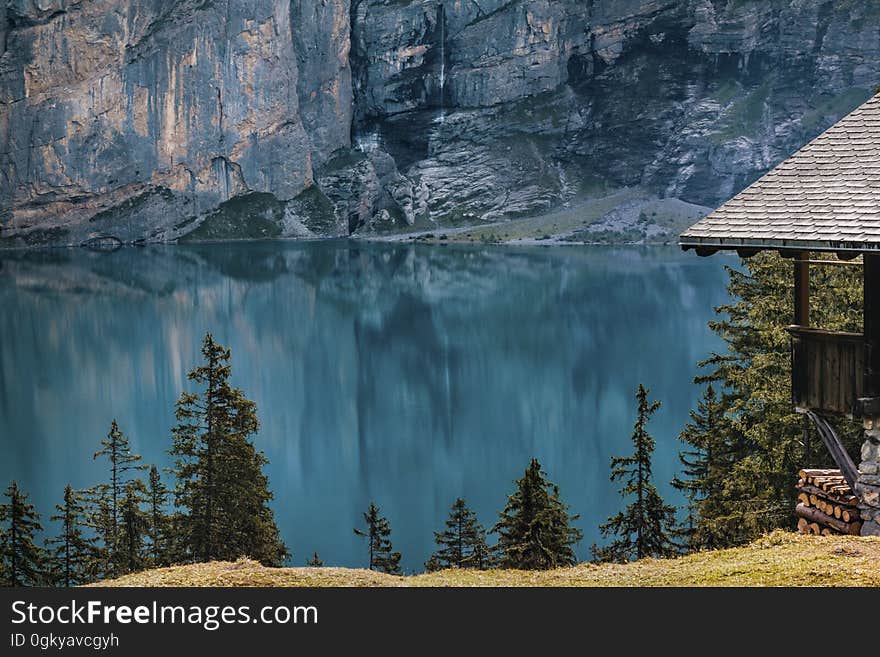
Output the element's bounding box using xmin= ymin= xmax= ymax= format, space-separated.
xmin=306 ymin=552 xmax=323 ymax=567
xmin=170 ymin=333 xmax=288 ymax=566
xmin=85 ymin=494 xmax=115 ymax=578
xmin=146 ymin=466 xmax=172 ymax=567
xmin=671 ymin=383 xmax=732 ymax=551
xmin=46 ymin=486 xmax=96 ymax=587
xmin=493 ymin=459 xmax=582 ymax=570
xmin=0 ymin=482 xmax=46 ymax=587
xmin=470 ymin=536 xmax=495 ymax=570
xmin=592 ymin=385 xmax=678 ymax=563
xmin=88 ymin=419 xmax=146 ymax=577
xmin=426 ymin=498 xmax=494 ymax=571
xmin=353 ymin=502 xmax=401 ymax=574
xmin=119 ymin=481 xmax=150 ymax=574
xmin=690 ymin=252 xmax=863 ymax=546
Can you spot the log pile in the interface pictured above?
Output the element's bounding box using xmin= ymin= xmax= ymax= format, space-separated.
xmin=796 ymin=469 xmax=862 ymax=536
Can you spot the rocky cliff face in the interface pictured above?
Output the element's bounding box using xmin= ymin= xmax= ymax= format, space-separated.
xmin=2 ymin=0 xmax=880 ymax=246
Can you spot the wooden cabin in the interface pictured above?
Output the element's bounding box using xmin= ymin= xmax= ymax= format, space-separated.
xmin=679 ymin=92 xmax=880 ymax=536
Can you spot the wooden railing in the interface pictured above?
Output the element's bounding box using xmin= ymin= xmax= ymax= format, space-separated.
xmin=787 ymin=325 xmax=865 ymax=416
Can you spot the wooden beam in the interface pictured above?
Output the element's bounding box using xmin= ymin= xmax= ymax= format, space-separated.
xmin=796 ymin=259 xmax=862 ymax=267
xmin=794 ymin=251 xmax=809 ymax=327
xmin=864 ymin=254 xmax=880 ymax=398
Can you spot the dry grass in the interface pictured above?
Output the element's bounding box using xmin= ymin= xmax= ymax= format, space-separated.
xmin=91 ymin=531 xmax=880 ymax=587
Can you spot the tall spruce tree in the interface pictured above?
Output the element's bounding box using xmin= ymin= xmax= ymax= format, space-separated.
xmin=119 ymin=481 xmax=150 ymax=574
xmin=170 ymin=333 xmax=288 ymax=566
xmin=146 ymin=466 xmax=172 ymax=567
xmin=88 ymin=419 xmax=146 ymax=577
xmin=493 ymin=459 xmax=582 ymax=570
xmin=306 ymin=552 xmax=324 ymax=567
xmin=0 ymin=482 xmax=46 ymax=587
xmin=46 ymin=486 xmax=96 ymax=587
xmin=426 ymin=498 xmax=494 ymax=571
xmin=671 ymin=384 xmax=733 ymax=551
xmin=353 ymin=502 xmax=401 ymax=574
xmin=692 ymin=252 xmax=863 ymax=546
xmin=592 ymin=385 xmax=678 ymax=563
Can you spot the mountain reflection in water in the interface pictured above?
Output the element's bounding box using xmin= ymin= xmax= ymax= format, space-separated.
xmin=0 ymin=241 xmax=734 ymax=570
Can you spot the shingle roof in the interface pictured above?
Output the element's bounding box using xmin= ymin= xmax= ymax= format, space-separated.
xmin=680 ymin=92 xmax=880 ymax=254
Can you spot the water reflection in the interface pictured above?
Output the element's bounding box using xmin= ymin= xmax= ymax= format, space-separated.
xmin=0 ymin=241 xmax=734 ymax=570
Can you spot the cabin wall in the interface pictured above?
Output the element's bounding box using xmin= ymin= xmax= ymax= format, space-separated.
xmin=789 ymin=328 xmax=864 ymax=416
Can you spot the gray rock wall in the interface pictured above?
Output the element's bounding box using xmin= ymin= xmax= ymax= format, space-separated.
xmin=2 ymin=0 xmax=880 ymax=245
xmin=858 ymin=424 xmax=880 ymax=536
xmin=0 ymin=0 xmax=351 ymax=244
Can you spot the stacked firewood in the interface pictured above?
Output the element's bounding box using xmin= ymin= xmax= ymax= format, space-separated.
xmin=796 ymin=469 xmax=862 ymax=536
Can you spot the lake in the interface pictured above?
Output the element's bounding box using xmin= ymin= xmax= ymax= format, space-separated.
xmin=0 ymin=241 xmax=735 ymax=571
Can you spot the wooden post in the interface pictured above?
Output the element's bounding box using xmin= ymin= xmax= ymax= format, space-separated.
xmin=792 ymin=253 xmax=809 ymax=410
xmin=794 ymin=252 xmax=809 ymax=327
xmin=864 ymin=254 xmax=880 ymax=398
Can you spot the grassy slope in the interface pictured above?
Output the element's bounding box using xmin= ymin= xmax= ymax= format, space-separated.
xmin=92 ymin=531 xmax=880 ymax=587
xmin=384 ymin=187 xmax=711 ymax=245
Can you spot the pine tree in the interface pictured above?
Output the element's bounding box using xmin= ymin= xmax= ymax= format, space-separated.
xmin=592 ymin=385 xmax=678 ymax=563
xmin=353 ymin=502 xmax=401 ymax=574
xmin=426 ymin=498 xmax=494 ymax=571
xmin=46 ymin=486 xmax=96 ymax=587
xmin=170 ymin=333 xmax=288 ymax=566
xmin=492 ymin=459 xmax=582 ymax=570
xmin=692 ymin=252 xmax=863 ymax=546
xmin=671 ymin=383 xmax=733 ymax=551
xmin=88 ymin=419 xmax=146 ymax=577
xmin=85 ymin=493 xmax=115 ymax=579
xmin=119 ymin=481 xmax=149 ymax=574
xmin=470 ymin=536 xmax=495 ymax=570
xmin=306 ymin=552 xmax=324 ymax=567
xmin=0 ymin=482 xmax=46 ymax=587
xmin=146 ymin=466 xmax=172 ymax=567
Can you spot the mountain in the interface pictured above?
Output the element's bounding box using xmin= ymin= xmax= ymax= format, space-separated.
xmin=1 ymin=0 xmax=879 ymax=247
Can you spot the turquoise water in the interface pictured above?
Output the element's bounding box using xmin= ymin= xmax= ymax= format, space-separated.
xmin=0 ymin=241 xmax=735 ymax=571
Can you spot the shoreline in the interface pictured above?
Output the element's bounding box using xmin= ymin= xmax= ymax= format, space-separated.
xmin=0 ymin=189 xmax=709 ymax=252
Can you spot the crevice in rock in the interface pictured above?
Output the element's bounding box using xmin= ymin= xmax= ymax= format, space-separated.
xmin=5 ymin=8 xmax=67 ymax=30
xmin=813 ymin=0 xmax=834 ymax=57
xmin=217 ymin=87 xmax=225 ymax=144
xmin=467 ymin=0 xmax=486 ymax=21
xmin=433 ymin=2 xmax=448 ymax=113
xmin=211 ymin=156 xmax=247 ymax=200
xmin=0 ymin=1 xmax=6 ymax=57
xmin=349 ymin=0 xmax=369 ymax=132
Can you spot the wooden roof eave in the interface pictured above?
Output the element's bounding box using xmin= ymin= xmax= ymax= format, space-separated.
xmin=679 ymin=236 xmax=880 ymax=259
